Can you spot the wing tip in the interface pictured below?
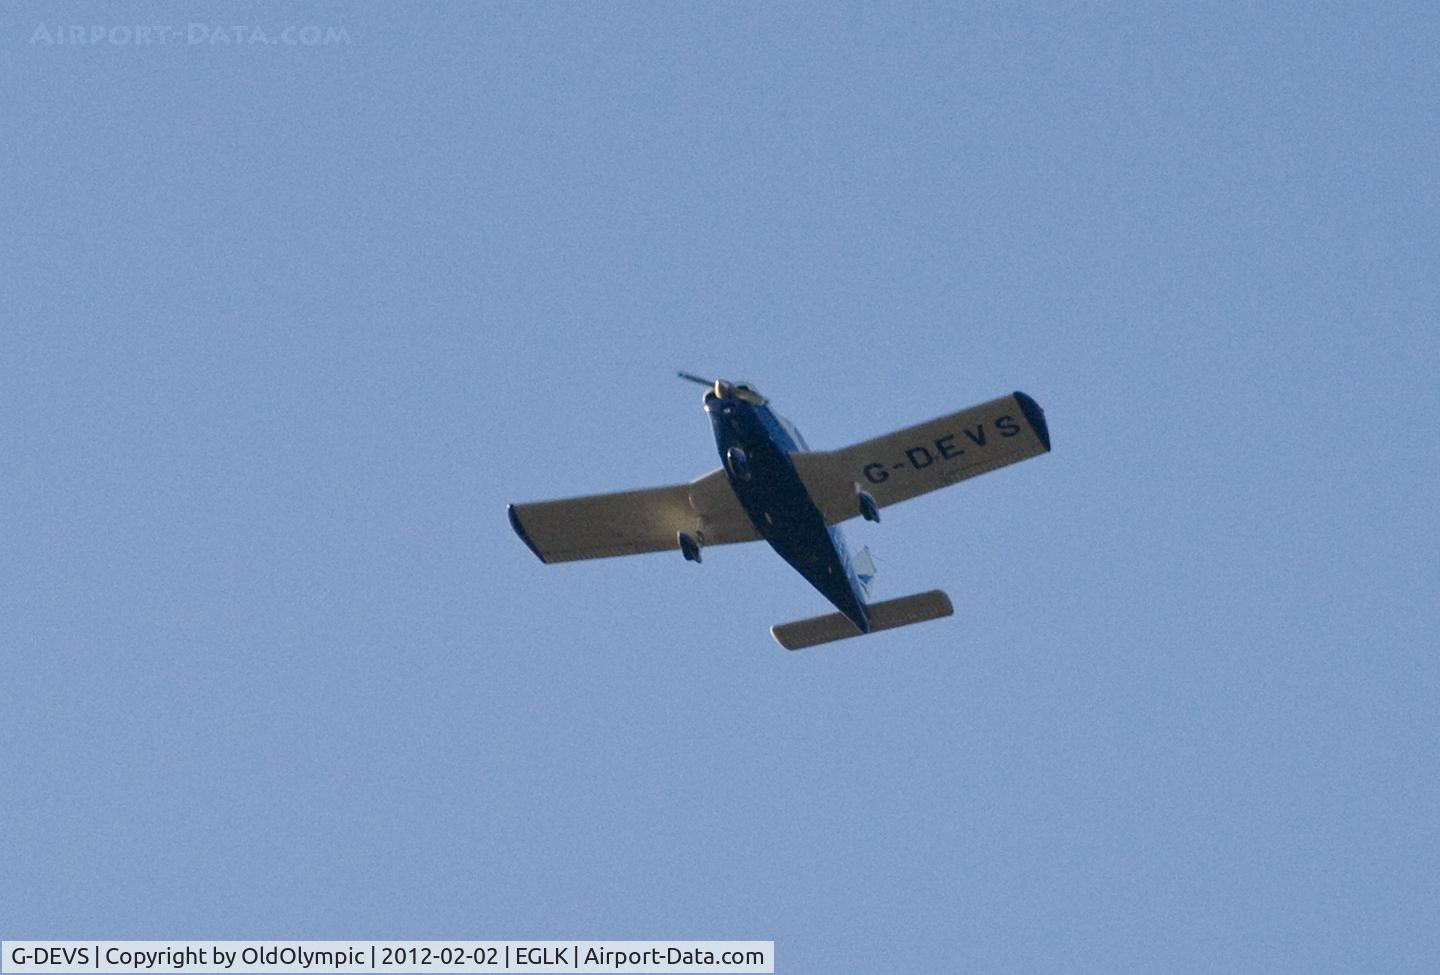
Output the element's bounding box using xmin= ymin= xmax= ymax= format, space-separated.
xmin=1013 ymin=391 xmax=1051 ymax=452
xmin=929 ymin=589 xmax=955 ymax=617
xmin=507 ymin=504 xmax=550 ymax=563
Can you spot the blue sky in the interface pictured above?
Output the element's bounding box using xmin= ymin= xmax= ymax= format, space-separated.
xmin=3 ymin=3 xmax=1437 ymax=972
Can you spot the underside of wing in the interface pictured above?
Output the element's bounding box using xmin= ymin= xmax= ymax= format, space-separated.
xmin=508 ymin=467 xmax=759 ymax=563
xmin=792 ymin=391 xmax=1051 ymax=525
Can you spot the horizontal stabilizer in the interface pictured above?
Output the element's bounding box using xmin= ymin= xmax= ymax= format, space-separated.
xmin=771 ymin=590 xmax=954 ymax=651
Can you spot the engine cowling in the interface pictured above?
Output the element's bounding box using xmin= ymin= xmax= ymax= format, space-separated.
xmin=678 ymin=531 xmax=703 ymax=563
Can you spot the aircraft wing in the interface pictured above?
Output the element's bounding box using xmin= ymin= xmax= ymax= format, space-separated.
xmin=508 ymin=467 xmax=759 ymax=563
xmin=791 ymin=391 xmax=1051 ymax=525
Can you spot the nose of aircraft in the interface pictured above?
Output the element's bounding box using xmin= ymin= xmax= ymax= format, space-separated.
xmin=682 ymin=372 xmax=766 ymax=411
xmin=679 ymin=371 xmax=737 ymax=405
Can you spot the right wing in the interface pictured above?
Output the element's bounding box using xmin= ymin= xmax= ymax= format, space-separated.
xmin=508 ymin=467 xmax=759 ymax=563
xmin=791 ymin=391 xmax=1051 ymax=525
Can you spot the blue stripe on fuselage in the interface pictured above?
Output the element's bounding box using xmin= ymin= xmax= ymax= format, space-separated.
xmin=705 ymin=393 xmax=870 ymax=633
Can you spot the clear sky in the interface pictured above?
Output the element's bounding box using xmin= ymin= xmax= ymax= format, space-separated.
xmin=3 ymin=3 xmax=1437 ymax=972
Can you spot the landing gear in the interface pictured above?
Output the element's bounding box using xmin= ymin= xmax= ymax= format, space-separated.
xmin=678 ymin=531 xmax=704 ymax=563
xmin=857 ymin=489 xmax=881 ymax=523
xmin=725 ymin=446 xmax=751 ymax=481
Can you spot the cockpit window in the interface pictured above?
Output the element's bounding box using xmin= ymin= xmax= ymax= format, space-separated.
xmin=778 ymin=415 xmax=809 ymax=450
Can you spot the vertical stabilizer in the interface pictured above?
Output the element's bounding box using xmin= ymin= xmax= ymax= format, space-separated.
xmin=852 ymin=546 xmax=877 ymax=599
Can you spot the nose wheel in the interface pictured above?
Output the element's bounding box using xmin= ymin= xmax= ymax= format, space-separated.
xmin=725 ymin=446 xmax=751 ymax=481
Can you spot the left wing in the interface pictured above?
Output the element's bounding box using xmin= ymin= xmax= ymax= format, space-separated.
xmin=509 ymin=467 xmax=759 ymax=563
xmin=791 ymin=391 xmax=1051 ymax=525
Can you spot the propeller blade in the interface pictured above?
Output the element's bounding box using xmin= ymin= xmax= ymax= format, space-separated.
xmin=677 ymin=371 xmax=714 ymax=388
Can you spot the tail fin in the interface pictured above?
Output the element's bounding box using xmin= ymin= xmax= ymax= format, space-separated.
xmin=852 ymin=545 xmax=877 ymax=599
xmin=771 ymin=590 xmax=953 ymax=651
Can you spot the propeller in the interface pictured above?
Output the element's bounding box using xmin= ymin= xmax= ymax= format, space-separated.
xmin=677 ymin=371 xmax=733 ymax=398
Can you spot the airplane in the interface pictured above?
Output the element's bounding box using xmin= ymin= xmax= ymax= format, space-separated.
xmin=508 ymin=374 xmax=1051 ymax=650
